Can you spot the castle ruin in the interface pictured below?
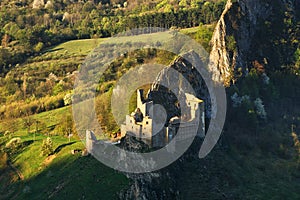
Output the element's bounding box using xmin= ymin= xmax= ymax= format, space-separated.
xmin=120 ymin=89 xmax=205 ymax=148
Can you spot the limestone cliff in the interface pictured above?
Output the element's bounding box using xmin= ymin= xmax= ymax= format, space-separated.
xmin=209 ymin=0 xmax=298 ymax=85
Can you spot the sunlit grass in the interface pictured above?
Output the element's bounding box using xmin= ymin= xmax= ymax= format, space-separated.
xmin=46 ymin=38 xmax=106 ymax=57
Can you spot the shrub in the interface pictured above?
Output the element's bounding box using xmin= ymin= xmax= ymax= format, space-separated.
xmin=5 ymin=137 xmax=22 ymax=154
xmin=4 ymin=130 xmax=11 ymax=138
xmin=64 ymin=93 xmax=73 ymax=106
xmin=5 ymin=137 xmax=21 ymax=149
xmin=254 ymin=98 xmax=267 ymax=119
xmin=34 ymin=42 xmax=44 ymax=53
xmin=52 ymin=83 xmax=64 ymax=96
xmin=41 ymin=137 xmax=53 ymax=156
xmin=226 ymin=35 xmax=237 ymax=52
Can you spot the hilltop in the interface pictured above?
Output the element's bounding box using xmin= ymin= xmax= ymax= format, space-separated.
xmin=0 ymin=0 xmax=300 ymax=199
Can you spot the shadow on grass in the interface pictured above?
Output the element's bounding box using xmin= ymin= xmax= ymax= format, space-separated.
xmin=10 ymin=154 xmax=129 ymax=200
xmin=53 ymin=142 xmax=76 ymax=154
xmin=43 ymin=47 xmax=64 ymax=53
xmin=22 ymin=140 xmax=34 ymax=146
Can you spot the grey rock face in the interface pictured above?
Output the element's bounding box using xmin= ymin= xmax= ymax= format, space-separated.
xmin=150 ymin=51 xmax=212 ymax=119
xmin=118 ymin=135 xmax=179 ymax=200
xmin=209 ymin=0 xmax=273 ymax=84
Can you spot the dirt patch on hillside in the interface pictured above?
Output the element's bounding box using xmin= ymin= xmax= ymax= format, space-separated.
xmin=43 ymin=155 xmax=56 ymax=166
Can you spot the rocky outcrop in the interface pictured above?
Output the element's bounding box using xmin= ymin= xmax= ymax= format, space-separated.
xmin=118 ymin=50 xmax=211 ymax=199
xmin=209 ymin=0 xmax=273 ymax=85
xmin=118 ymin=135 xmax=179 ymax=200
xmin=149 ymin=50 xmax=211 ymax=119
xmin=119 ymin=169 xmax=179 ymax=200
xmin=118 ymin=51 xmax=212 ymax=199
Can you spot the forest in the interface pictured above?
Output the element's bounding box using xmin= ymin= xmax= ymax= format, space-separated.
xmin=0 ymin=0 xmax=225 ymax=74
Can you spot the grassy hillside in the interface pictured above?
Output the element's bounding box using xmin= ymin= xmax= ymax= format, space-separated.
xmin=0 ymin=106 xmax=129 ymax=199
